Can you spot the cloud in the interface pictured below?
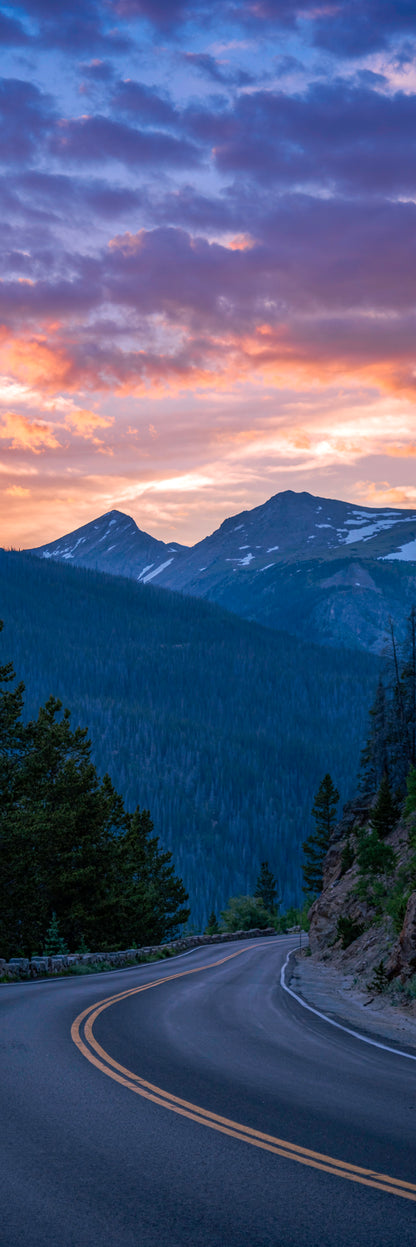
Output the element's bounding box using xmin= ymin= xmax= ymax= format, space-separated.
xmin=2 ymin=190 xmax=416 ymax=401
xmin=112 ymin=79 xmax=179 ymax=127
xmin=183 ymin=52 xmax=253 ymax=87
xmin=5 ymin=484 xmax=31 ymax=497
xmin=3 ymin=0 xmax=416 ymax=552
xmin=0 ymin=11 xmax=30 ymax=45
xmin=202 ymin=81 xmax=416 ymax=196
xmin=309 ymin=1 xmax=416 ymax=58
xmin=110 ymin=0 xmax=416 ymax=61
xmin=78 ymin=59 xmax=115 ymax=82
xmin=64 ymin=405 xmax=114 ymax=443
xmin=0 ymin=78 xmax=53 ymax=163
xmin=13 ymin=0 xmax=132 ymax=52
xmin=0 ymin=411 xmax=61 ymax=452
xmin=50 ymin=114 xmax=201 ymax=168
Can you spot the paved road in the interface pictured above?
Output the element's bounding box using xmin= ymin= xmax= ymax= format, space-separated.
xmin=1 ymin=936 xmax=416 ymax=1247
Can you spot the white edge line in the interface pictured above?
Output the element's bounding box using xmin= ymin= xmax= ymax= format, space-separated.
xmin=280 ymin=948 xmax=416 ymax=1062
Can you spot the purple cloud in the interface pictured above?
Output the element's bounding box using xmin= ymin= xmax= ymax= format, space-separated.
xmin=181 ymin=82 xmax=416 ymax=196
xmin=0 ymin=10 xmax=30 ymax=44
xmin=183 ymin=52 xmax=253 ymax=88
xmin=78 ymin=59 xmax=115 ymax=82
xmin=12 ymin=0 xmax=132 ymax=51
xmin=0 ymin=79 xmax=53 ymax=162
xmin=112 ymin=80 xmax=179 ymax=127
xmin=50 ymin=114 xmax=201 ymax=168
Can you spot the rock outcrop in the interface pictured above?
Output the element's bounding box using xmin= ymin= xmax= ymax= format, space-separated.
xmin=308 ymin=800 xmax=416 ymax=985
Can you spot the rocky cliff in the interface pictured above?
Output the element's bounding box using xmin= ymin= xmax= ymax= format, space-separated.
xmin=308 ymin=799 xmax=416 ymax=987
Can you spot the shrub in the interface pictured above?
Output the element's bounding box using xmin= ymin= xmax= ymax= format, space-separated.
xmin=357 ymin=830 xmax=396 ymax=878
xmin=220 ymin=895 xmax=273 ymax=932
xmin=336 ymin=914 xmax=365 ymax=949
xmin=367 ymin=960 xmax=388 ymax=993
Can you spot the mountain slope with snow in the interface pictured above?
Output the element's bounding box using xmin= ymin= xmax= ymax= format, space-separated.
xmin=28 ymin=490 xmax=416 ymax=653
xmin=31 ymin=510 xmax=188 ymax=582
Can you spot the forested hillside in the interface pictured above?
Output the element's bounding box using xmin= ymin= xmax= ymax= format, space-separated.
xmin=0 ymin=550 xmax=380 ymax=926
xmin=308 ymin=609 xmax=416 ymax=994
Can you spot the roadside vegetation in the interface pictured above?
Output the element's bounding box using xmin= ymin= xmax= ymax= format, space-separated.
xmin=0 ymin=622 xmax=190 ymax=961
xmin=304 ymin=608 xmax=416 ymax=996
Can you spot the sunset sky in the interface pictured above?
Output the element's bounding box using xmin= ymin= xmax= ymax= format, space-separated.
xmin=1 ymin=0 xmax=416 ymax=548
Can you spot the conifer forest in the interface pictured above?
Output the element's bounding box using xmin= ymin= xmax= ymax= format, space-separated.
xmin=0 ymin=550 xmax=382 ymax=939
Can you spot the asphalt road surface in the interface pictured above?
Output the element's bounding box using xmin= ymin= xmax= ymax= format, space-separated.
xmin=1 ymin=935 xmax=416 ymax=1247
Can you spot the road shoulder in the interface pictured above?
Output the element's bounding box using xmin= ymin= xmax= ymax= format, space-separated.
xmin=287 ymin=950 xmax=416 ymax=1052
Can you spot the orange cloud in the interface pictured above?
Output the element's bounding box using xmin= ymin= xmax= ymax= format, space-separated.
xmin=354 ymin=481 xmax=416 ymax=508
xmin=5 ymin=484 xmax=31 ymax=497
xmin=64 ymin=406 xmax=114 ymax=446
xmin=0 ymin=411 xmax=61 ymax=452
xmin=227 ymin=234 xmax=256 ymax=251
xmin=0 ymin=334 xmax=74 ymax=392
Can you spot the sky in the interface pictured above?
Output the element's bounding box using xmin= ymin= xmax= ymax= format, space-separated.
xmin=1 ymin=0 xmax=416 ymax=548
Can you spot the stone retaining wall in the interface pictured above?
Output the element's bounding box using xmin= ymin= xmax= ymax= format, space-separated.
xmin=0 ymin=927 xmax=277 ymax=981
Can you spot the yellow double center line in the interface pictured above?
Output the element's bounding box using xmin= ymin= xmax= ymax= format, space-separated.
xmin=71 ymin=946 xmax=416 ymax=1202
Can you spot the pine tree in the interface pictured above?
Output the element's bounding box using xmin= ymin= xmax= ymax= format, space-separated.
xmin=405 ymin=764 xmax=416 ymax=818
xmin=370 ymin=773 xmax=398 ymax=840
xmin=254 ymin=861 xmax=280 ymax=914
xmin=205 ymin=911 xmax=219 ymax=935
xmin=359 ymin=678 xmax=388 ymax=796
xmin=0 ymin=625 xmax=38 ymax=957
xmin=0 ymin=625 xmax=190 ymax=958
xmin=302 ymin=773 xmax=339 ymax=895
xmin=115 ymin=807 xmax=190 ymax=948
xmin=401 ymin=606 xmax=416 ymax=769
xmin=43 ymin=912 xmax=69 ymax=956
xmin=12 ymin=698 xmax=127 ymax=953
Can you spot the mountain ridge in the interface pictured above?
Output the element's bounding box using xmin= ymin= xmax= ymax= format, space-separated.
xmin=27 ymin=489 xmax=416 ymax=653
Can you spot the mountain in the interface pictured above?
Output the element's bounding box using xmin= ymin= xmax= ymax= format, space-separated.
xmin=30 ymin=508 xmax=188 ymax=582
xmin=29 ymin=491 xmax=416 ymax=652
xmin=0 ymin=550 xmax=379 ymax=927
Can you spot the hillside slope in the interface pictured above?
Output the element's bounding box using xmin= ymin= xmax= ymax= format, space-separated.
xmin=0 ymin=551 xmax=379 ymax=927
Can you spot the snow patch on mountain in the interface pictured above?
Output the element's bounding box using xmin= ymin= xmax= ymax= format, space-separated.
xmin=382 ymin=540 xmax=416 ymax=562
xmin=341 ymin=514 xmax=409 ymax=545
xmin=141 ymin=559 xmax=174 ymax=583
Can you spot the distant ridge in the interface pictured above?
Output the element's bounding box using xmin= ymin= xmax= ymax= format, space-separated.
xmin=28 ymin=490 xmax=416 ymax=653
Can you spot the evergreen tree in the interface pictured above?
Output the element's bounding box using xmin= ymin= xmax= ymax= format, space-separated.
xmin=115 ymin=807 xmax=190 ymax=948
xmin=359 ymin=678 xmax=388 ymax=796
xmin=254 ymin=861 xmax=280 ymax=914
xmin=370 ymin=773 xmax=398 ymax=840
xmin=358 ymin=609 xmax=416 ymax=799
xmin=356 ymin=829 xmax=397 ymax=878
xmin=400 ymin=606 xmax=416 ymax=769
xmin=43 ymin=912 xmax=69 ymax=956
xmin=7 ymin=697 xmax=127 ymax=955
xmin=0 ymin=626 xmax=190 ymax=958
xmin=405 ymin=764 xmax=416 ymax=818
xmin=205 ymin=911 xmax=219 ymax=935
xmin=302 ymin=773 xmax=339 ymax=895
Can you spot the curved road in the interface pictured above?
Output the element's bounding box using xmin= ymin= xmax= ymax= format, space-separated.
xmin=1 ymin=936 xmax=416 ymax=1246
